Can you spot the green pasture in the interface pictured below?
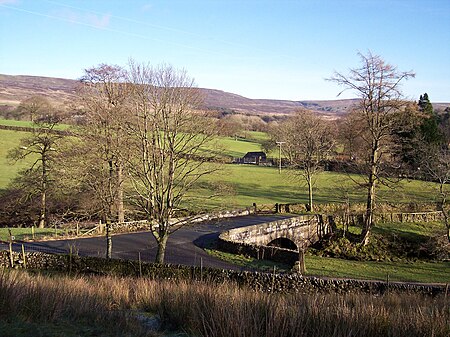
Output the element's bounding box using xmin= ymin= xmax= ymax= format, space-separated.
xmin=205 ymin=135 xmax=263 ymax=158
xmin=0 ymin=125 xmax=439 ymax=207
xmin=0 ymin=118 xmax=70 ymax=130
xmin=305 ymin=256 xmax=449 ymax=283
xmin=191 ymin=164 xmax=437 ymax=210
xmin=0 ymin=129 xmax=36 ymax=188
xmin=205 ymin=248 xmax=449 ymax=283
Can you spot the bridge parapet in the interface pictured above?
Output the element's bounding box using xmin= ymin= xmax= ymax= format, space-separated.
xmin=220 ymin=214 xmax=330 ymax=251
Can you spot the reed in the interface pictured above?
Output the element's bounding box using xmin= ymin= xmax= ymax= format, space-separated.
xmin=0 ymin=269 xmax=448 ymax=337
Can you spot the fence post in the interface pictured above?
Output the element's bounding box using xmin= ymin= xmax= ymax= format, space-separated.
xmin=271 ymin=265 xmax=276 ymax=291
xmin=21 ymin=244 xmax=26 ymax=269
xmin=8 ymin=229 xmax=14 ymax=267
xmin=31 ymin=225 xmax=35 ymax=240
xmin=69 ymin=245 xmax=72 ymax=273
xmin=138 ymin=252 xmax=142 ymax=277
xmin=106 ymin=222 xmax=112 ymax=259
xmin=76 ymin=223 xmax=79 ymax=236
xmin=386 ymin=273 xmax=390 ymax=293
xmin=200 ymin=257 xmax=203 ymax=282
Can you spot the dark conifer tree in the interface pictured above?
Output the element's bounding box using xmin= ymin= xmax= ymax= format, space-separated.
xmin=418 ymin=93 xmax=442 ymax=144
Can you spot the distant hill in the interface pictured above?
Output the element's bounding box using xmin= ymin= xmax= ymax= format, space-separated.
xmin=0 ymin=74 xmax=78 ymax=106
xmin=0 ymin=74 xmax=448 ymax=118
xmin=200 ymin=88 xmax=359 ymax=118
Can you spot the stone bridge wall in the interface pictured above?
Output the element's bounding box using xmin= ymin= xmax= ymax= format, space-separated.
xmin=218 ymin=215 xmax=331 ymax=264
xmin=220 ymin=215 xmax=329 ymax=248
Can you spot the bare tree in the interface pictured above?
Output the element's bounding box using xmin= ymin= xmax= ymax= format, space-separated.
xmin=8 ymin=112 xmax=63 ymax=228
xmin=419 ymin=144 xmax=450 ymax=243
xmin=77 ymin=64 xmax=131 ymax=225
xmin=16 ymin=96 xmax=53 ymax=121
xmin=329 ymin=52 xmax=415 ymax=245
xmin=126 ymin=61 xmax=217 ymax=263
xmin=275 ymin=109 xmax=334 ymax=211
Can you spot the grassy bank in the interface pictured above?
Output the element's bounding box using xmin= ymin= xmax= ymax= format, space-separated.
xmin=0 ymin=269 xmax=447 ymax=337
xmin=204 ymin=246 xmax=449 ymax=283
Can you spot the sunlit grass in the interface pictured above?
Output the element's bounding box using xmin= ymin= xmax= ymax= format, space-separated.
xmin=190 ymin=164 xmax=438 ymax=210
xmin=0 ymin=129 xmax=35 ymax=189
xmin=304 ymin=255 xmax=450 ymax=283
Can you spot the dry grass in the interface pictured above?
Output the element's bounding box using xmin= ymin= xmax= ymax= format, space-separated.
xmin=0 ymin=269 xmax=448 ymax=337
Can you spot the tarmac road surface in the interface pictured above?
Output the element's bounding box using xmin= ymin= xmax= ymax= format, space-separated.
xmin=1 ymin=215 xmax=291 ymax=270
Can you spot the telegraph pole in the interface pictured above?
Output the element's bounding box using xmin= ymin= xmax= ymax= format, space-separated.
xmin=276 ymin=141 xmax=285 ymax=174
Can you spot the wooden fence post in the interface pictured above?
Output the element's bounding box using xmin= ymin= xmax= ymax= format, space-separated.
xmin=8 ymin=229 xmax=14 ymax=267
xmin=138 ymin=252 xmax=142 ymax=277
xmin=21 ymin=244 xmax=26 ymax=269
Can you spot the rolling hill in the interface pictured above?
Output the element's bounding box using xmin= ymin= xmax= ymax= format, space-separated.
xmin=1 ymin=74 xmax=448 ymax=118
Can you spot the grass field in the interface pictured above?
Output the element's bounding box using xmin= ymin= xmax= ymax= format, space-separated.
xmin=205 ymin=135 xmax=264 ymax=158
xmin=0 ymin=122 xmax=439 ymax=208
xmin=305 ymin=256 xmax=449 ymax=283
xmin=191 ymin=164 xmax=438 ymax=210
xmin=205 ymin=247 xmax=449 ymax=283
xmin=0 ymin=129 xmax=35 ymax=188
xmin=0 ymin=118 xmax=70 ymax=130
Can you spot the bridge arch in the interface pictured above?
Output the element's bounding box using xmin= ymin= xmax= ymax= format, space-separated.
xmin=267 ymin=237 xmax=298 ymax=250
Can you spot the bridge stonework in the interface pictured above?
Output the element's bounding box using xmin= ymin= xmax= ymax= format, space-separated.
xmin=219 ymin=215 xmax=331 ymax=251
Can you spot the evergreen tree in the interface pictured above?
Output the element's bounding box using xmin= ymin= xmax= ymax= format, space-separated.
xmin=418 ymin=93 xmax=442 ymax=144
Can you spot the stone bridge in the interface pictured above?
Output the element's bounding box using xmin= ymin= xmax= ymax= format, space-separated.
xmin=219 ymin=215 xmax=331 ymax=253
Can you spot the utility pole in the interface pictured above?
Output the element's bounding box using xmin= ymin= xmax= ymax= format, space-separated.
xmin=276 ymin=141 xmax=285 ymax=174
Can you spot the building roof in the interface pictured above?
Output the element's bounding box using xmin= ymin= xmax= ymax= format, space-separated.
xmin=243 ymin=151 xmax=266 ymax=158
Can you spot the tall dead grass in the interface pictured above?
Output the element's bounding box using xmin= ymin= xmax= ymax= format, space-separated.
xmin=0 ymin=269 xmax=448 ymax=337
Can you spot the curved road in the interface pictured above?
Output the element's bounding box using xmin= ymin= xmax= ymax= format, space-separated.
xmin=1 ymin=215 xmax=291 ymax=270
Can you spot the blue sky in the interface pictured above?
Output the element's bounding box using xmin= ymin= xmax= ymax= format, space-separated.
xmin=1 ymin=0 xmax=449 ymax=101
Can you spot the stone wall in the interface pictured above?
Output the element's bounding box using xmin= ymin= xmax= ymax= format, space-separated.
xmin=110 ymin=208 xmax=255 ymax=234
xmin=219 ymin=215 xmax=325 ymax=247
xmin=0 ymin=124 xmax=70 ymax=135
xmin=272 ymin=202 xmax=440 ymax=215
xmin=0 ymin=250 xmax=445 ymax=295
xmin=217 ymin=215 xmax=331 ymax=265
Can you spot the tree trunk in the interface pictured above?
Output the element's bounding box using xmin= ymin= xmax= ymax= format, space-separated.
xmin=106 ymin=219 xmax=112 ymax=259
xmin=155 ymin=234 xmax=169 ymax=264
xmin=39 ymin=157 xmax=47 ymax=229
xmin=117 ymin=163 xmax=125 ymax=223
xmin=361 ymin=147 xmax=378 ymax=245
xmin=307 ymin=175 xmax=313 ymax=212
xmin=38 ymin=190 xmax=46 ymax=229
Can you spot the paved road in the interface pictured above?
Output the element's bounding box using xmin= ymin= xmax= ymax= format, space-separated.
xmin=1 ymin=215 xmax=291 ymax=270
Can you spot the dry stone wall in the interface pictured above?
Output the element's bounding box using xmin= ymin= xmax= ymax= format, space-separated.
xmin=0 ymin=251 xmax=445 ymax=295
xmin=110 ymin=208 xmax=255 ymax=233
